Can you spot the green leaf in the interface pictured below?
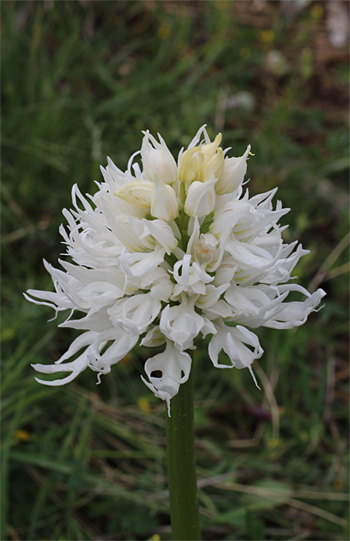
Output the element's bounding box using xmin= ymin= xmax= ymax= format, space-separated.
xmin=245 ymin=511 xmax=265 ymax=541
xmin=244 ymin=479 xmax=293 ymax=511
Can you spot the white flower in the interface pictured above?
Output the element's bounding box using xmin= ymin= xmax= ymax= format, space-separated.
xmin=114 ymin=180 xmax=153 ymax=209
xmin=160 ymin=295 xmax=205 ymax=351
xmin=151 ymin=173 xmax=179 ymax=221
xmin=208 ymin=321 xmax=263 ymax=370
xmin=108 ymin=292 xmax=162 ymax=335
xmin=215 ymin=145 xmax=251 ymax=195
xmin=141 ymin=340 xmax=192 ymax=415
xmin=141 ymin=130 xmax=178 ymax=186
xmin=26 ymin=125 xmax=326 ymax=415
xmin=184 ymin=172 xmax=218 ymax=217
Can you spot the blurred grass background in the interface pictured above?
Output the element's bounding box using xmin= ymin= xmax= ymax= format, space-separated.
xmin=1 ymin=1 xmax=349 ymax=540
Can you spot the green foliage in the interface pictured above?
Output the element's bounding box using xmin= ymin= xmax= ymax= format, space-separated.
xmin=2 ymin=1 xmax=348 ymax=540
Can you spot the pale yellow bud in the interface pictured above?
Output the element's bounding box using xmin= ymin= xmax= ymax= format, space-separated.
xmin=179 ymin=133 xmax=224 ymax=185
xmin=200 ymin=133 xmax=222 ymax=161
xmin=114 ymin=181 xmax=153 ymax=208
xmin=202 ymin=146 xmax=224 ymax=183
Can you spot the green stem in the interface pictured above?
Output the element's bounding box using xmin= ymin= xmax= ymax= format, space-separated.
xmin=166 ymin=367 xmax=201 ymax=540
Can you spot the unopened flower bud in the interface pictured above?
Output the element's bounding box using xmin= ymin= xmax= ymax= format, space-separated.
xmin=114 ymin=181 xmax=152 ymax=208
xmin=184 ymin=173 xmax=217 ymax=217
xmin=142 ymin=131 xmax=178 ymax=185
xmin=200 ymin=133 xmax=222 ymax=162
xmin=202 ymin=145 xmax=224 ymax=183
xmin=178 ymin=146 xmax=202 ymax=184
xmin=179 ymin=133 xmax=224 ymax=185
xmin=151 ymin=173 xmax=179 ymax=221
xmin=215 ymin=145 xmax=251 ymax=195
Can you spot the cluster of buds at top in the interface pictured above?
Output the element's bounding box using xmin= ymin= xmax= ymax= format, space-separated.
xmin=115 ymin=129 xmax=251 ymax=220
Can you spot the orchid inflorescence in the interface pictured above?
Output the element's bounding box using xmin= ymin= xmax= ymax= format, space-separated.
xmin=26 ymin=126 xmax=325 ymax=414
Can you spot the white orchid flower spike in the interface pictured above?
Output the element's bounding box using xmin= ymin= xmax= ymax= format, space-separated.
xmin=26 ymin=125 xmax=326 ymax=415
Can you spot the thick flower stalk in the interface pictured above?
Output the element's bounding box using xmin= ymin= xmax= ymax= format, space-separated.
xmin=25 ymin=125 xmax=325 ymax=414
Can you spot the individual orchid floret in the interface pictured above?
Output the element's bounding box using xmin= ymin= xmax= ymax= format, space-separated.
xmin=184 ymin=172 xmax=217 ymax=217
xmin=114 ymin=180 xmax=153 ymax=208
xmin=215 ymin=145 xmax=251 ymax=195
xmin=141 ymin=130 xmax=178 ymax=186
xmin=151 ymin=173 xmax=179 ymax=221
xmin=25 ymin=125 xmax=326 ymax=416
xmin=141 ymin=340 xmax=192 ymax=415
xmin=179 ymin=133 xmax=224 ymax=184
